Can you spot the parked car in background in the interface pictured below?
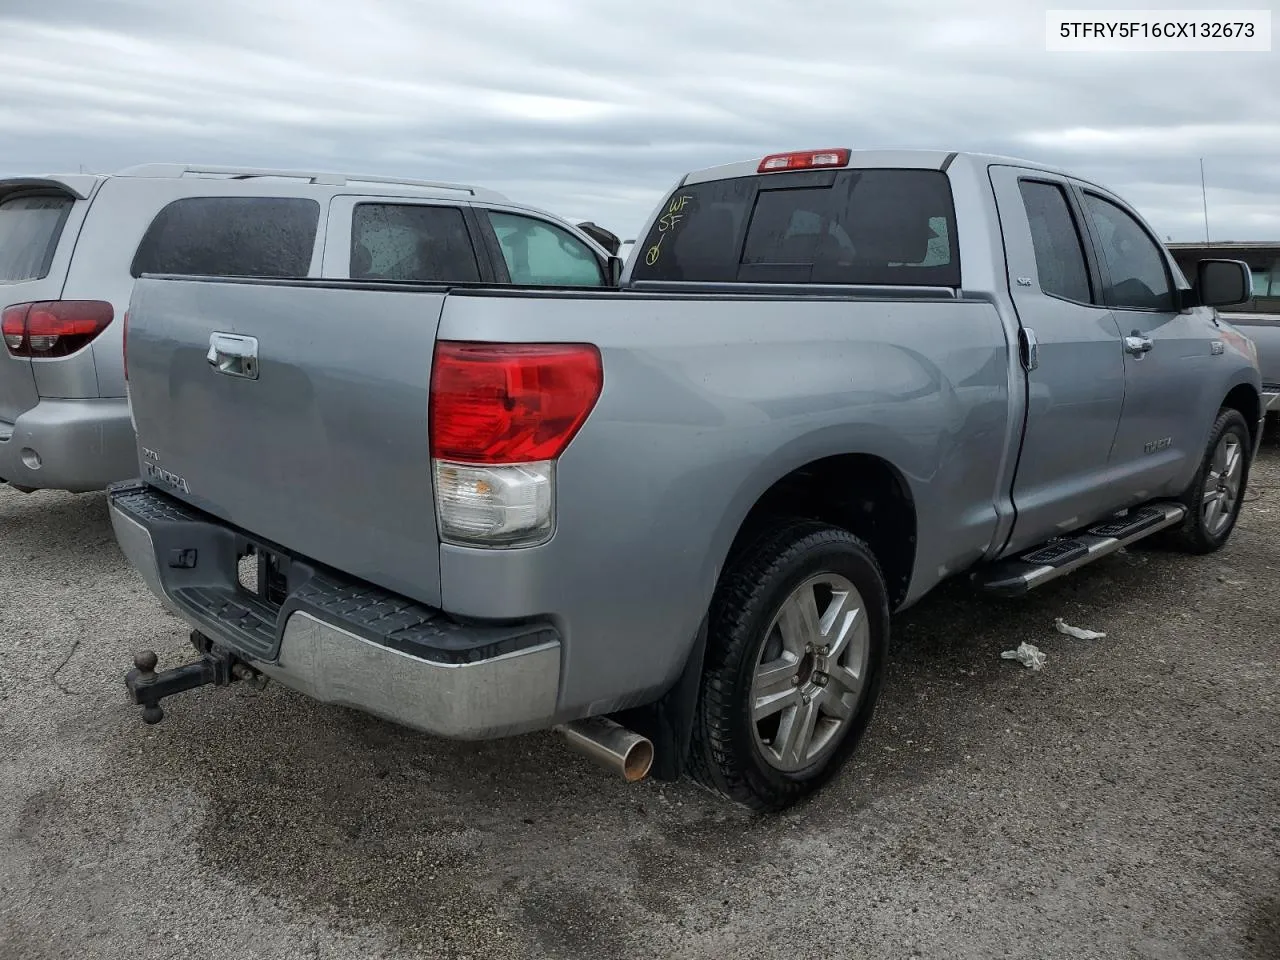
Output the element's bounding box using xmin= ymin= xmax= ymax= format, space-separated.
xmin=1168 ymin=241 xmax=1280 ymax=416
xmin=111 ymin=148 xmax=1259 ymax=812
xmin=0 ymin=163 xmax=617 ymax=495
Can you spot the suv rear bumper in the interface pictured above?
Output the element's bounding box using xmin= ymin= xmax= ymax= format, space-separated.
xmin=108 ymin=481 xmax=563 ymax=739
xmin=0 ymin=397 xmax=135 ymax=493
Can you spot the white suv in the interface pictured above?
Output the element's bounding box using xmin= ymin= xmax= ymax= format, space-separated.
xmin=0 ymin=163 xmax=616 ymax=494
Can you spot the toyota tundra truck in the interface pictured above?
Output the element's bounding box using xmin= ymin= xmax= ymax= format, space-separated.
xmin=108 ymin=148 xmax=1261 ymax=811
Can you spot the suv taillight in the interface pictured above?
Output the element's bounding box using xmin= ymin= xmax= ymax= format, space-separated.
xmin=1 ymin=301 xmax=114 ymax=358
xmin=122 ymin=310 xmax=129 ymax=380
xmin=429 ymin=341 xmax=603 ymax=547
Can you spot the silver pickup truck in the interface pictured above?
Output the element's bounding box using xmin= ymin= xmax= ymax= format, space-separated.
xmin=110 ymin=149 xmax=1261 ymax=812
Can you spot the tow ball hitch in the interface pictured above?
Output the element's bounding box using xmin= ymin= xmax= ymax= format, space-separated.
xmin=125 ymin=631 xmax=268 ymax=724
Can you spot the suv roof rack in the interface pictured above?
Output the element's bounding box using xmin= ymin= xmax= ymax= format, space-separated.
xmin=113 ymin=163 xmax=509 ymax=202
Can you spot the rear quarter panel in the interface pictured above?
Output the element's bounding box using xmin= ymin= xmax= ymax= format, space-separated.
xmin=435 ymin=290 xmax=1012 ymax=715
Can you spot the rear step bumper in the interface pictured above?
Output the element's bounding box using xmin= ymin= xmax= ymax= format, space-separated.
xmin=973 ymin=502 xmax=1187 ymax=597
xmin=107 ymin=481 xmax=562 ymax=739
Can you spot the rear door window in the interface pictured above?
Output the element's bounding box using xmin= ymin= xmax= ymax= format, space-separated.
xmin=131 ymin=197 xmax=319 ymax=279
xmin=0 ymin=194 xmax=73 ymax=283
xmin=1017 ymin=180 xmax=1093 ymax=303
xmin=350 ymin=203 xmax=480 ymax=282
xmin=487 ymin=212 xmax=605 ymax=286
xmin=631 ymin=168 xmax=959 ymax=286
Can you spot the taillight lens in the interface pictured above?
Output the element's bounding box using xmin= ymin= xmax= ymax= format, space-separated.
xmin=429 ymin=341 xmax=603 ymax=547
xmin=433 ymin=460 xmax=555 ymax=546
xmin=1 ymin=301 xmax=114 ymax=358
xmin=430 ymin=342 xmax=603 ymax=464
xmin=122 ymin=310 xmax=129 ymax=380
xmin=0 ymin=307 xmax=25 ymax=352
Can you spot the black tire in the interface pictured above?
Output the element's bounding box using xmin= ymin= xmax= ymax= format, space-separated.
xmin=687 ymin=519 xmax=890 ymax=812
xmin=1164 ymin=407 xmax=1252 ymax=554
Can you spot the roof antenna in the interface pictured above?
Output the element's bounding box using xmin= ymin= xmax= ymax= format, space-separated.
xmin=1199 ymin=158 xmax=1210 ymax=243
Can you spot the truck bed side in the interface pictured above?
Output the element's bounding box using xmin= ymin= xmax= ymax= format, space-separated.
xmin=432 ymin=287 xmax=1011 ymax=712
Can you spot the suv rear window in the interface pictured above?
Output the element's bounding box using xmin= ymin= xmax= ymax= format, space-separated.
xmin=132 ymin=197 xmax=320 ymax=279
xmin=0 ymin=193 xmax=73 ymax=284
xmin=631 ymin=168 xmax=959 ymax=286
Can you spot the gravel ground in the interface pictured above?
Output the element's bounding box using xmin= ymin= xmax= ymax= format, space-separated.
xmin=2 ymin=444 xmax=1277 ymax=960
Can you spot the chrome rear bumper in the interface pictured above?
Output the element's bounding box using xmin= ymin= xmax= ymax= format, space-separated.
xmin=108 ymin=482 xmax=563 ymax=740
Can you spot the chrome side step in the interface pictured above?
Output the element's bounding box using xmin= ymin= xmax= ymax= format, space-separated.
xmin=972 ymin=502 xmax=1187 ymax=597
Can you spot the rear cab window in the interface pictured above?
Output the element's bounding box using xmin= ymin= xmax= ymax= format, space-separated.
xmin=631 ymin=168 xmax=959 ymax=286
xmin=132 ymin=197 xmax=320 ymax=278
xmin=0 ymin=193 xmax=74 ymax=284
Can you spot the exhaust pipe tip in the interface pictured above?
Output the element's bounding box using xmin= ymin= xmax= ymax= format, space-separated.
xmin=619 ymin=737 xmax=655 ymax=783
xmin=556 ymin=716 xmax=654 ymax=783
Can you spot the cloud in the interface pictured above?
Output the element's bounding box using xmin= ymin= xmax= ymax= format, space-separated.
xmin=0 ymin=0 xmax=1275 ymax=240
xmin=1017 ymin=124 xmax=1280 ymax=157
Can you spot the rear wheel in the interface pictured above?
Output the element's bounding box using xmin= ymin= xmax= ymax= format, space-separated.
xmin=1165 ymin=407 xmax=1251 ymax=554
xmin=688 ymin=519 xmax=889 ymax=812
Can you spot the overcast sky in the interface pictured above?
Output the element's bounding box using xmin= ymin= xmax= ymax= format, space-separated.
xmin=0 ymin=0 xmax=1276 ymax=242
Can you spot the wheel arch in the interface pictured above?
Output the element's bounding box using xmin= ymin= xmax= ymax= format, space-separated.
xmin=619 ymin=446 xmax=919 ymax=782
xmin=714 ymin=451 xmax=919 ymax=611
xmin=1222 ymin=380 xmax=1261 ymax=448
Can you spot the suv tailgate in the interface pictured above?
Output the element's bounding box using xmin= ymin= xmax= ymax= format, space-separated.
xmin=126 ymin=276 xmax=447 ymax=607
xmin=0 ymin=177 xmax=97 ymax=425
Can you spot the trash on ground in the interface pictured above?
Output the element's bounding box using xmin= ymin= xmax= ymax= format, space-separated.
xmin=1001 ymin=642 xmax=1047 ymax=671
xmin=1054 ymin=617 xmax=1106 ymax=640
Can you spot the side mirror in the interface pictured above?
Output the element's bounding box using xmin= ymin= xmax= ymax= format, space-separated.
xmin=576 ymin=221 xmax=621 ymax=256
xmin=606 ymin=255 xmax=624 ymax=286
xmin=1196 ymin=259 xmax=1252 ymax=308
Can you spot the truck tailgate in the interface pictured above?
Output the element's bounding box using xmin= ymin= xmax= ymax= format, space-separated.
xmin=126 ymin=277 xmax=447 ymax=607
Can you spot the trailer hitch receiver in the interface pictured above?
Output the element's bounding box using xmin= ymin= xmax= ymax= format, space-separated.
xmin=125 ymin=632 xmax=267 ymax=724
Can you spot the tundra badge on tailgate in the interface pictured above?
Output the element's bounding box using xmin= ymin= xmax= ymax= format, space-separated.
xmin=141 ymin=447 xmax=190 ymax=493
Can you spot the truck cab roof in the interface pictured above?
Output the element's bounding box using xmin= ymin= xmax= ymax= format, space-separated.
xmin=679 ymin=149 xmax=1080 ymax=186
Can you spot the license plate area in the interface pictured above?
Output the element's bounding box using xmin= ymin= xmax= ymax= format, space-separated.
xmin=234 ymin=536 xmax=291 ymax=610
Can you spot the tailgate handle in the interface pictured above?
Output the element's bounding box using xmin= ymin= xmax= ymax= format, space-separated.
xmin=206 ymin=333 xmax=259 ymax=380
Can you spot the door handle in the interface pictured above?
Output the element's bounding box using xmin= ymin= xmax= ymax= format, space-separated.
xmin=206 ymin=332 xmax=259 ymax=380
xmin=1124 ymin=333 xmax=1153 ymax=357
xmin=1019 ymin=327 xmax=1039 ymax=371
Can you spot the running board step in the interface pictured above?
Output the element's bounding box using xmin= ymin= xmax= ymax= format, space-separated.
xmin=972 ymin=502 xmax=1187 ymax=597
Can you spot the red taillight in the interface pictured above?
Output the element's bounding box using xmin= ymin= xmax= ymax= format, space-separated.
xmin=429 ymin=341 xmax=603 ymax=464
xmin=757 ymin=148 xmax=851 ymax=173
xmin=122 ymin=310 xmax=129 ymax=380
xmin=0 ymin=306 xmax=25 ymax=353
xmin=1 ymin=300 xmax=114 ymax=358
